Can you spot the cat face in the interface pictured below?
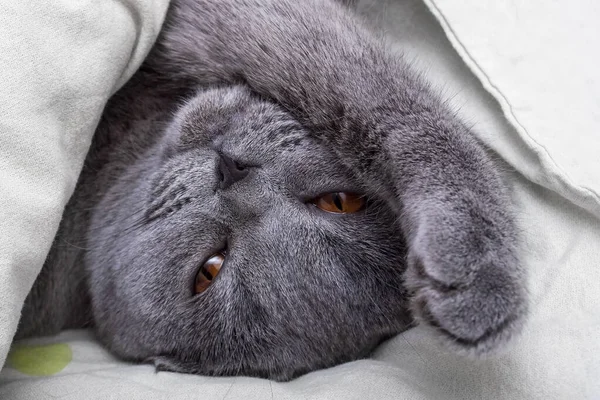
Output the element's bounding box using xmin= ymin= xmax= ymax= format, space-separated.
xmin=86 ymin=86 xmax=411 ymax=381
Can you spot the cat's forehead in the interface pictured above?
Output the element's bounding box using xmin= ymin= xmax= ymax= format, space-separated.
xmin=178 ymin=86 xmax=341 ymax=163
xmin=168 ymin=85 xmax=355 ymax=198
xmin=177 ymin=86 xmax=317 ymax=151
xmin=229 ymin=107 xmax=312 ymax=156
xmin=226 ymin=105 xmax=349 ymax=185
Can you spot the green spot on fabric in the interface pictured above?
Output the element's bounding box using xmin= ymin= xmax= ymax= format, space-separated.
xmin=7 ymin=343 xmax=72 ymax=376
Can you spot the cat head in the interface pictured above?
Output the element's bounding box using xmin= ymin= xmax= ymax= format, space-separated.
xmin=86 ymin=85 xmax=410 ymax=381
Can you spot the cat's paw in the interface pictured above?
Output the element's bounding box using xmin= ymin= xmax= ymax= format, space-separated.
xmin=404 ymin=219 xmax=527 ymax=355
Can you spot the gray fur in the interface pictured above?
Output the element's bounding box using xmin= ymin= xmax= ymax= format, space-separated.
xmin=17 ymin=0 xmax=527 ymax=381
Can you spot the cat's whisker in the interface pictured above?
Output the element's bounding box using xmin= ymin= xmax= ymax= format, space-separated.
xmin=399 ymin=332 xmax=433 ymax=374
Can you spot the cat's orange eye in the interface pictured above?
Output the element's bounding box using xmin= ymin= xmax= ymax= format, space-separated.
xmin=195 ymin=253 xmax=224 ymax=294
xmin=312 ymin=192 xmax=366 ymax=214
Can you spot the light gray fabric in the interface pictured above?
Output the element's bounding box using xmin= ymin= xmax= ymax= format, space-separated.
xmin=424 ymin=0 xmax=600 ymax=219
xmin=0 ymin=0 xmax=169 ymax=369
xmin=1 ymin=0 xmax=599 ymax=399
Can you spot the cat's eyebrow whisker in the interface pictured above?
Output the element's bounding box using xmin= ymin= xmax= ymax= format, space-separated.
xmin=86 ymin=216 xmax=145 ymax=237
xmin=221 ymin=379 xmax=236 ymax=400
xmin=49 ymin=206 xmax=147 ymax=248
xmin=400 ymin=332 xmax=433 ymax=375
xmin=58 ymin=238 xmax=91 ymax=251
xmin=363 ymin=202 xmax=387 ymax=221
xmin=84 ymin=210 xmax=149 ymax=245
xmin=109 ymin=215 xmax=148 ymax=236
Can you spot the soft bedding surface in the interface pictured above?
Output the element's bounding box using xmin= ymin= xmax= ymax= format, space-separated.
xmin=1 ymin=0 xmax=599 ymax=399
xmin=0 ymin=0 xmax=169 ymax=370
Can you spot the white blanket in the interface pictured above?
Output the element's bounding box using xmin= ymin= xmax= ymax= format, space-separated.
xmin=0 ymin=0 xmax=169 ymax=370
xmin=1 ymin=0 xmax=599 ymax=399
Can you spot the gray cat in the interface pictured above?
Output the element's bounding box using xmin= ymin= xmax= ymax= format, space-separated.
xmin=16 ymin=0 xmax=527 ymax=381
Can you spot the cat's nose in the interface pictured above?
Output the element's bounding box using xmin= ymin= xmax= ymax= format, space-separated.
xmin=217 ymin=152 xmax=250 ymax=190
